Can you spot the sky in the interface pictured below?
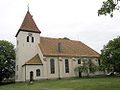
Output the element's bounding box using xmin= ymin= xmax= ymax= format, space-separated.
xmin=0 ymin=0 xmax=120 ymax=53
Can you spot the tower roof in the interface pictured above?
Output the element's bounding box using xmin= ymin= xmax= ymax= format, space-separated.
xmin=16 ymin=11 xmax=41 ymax=37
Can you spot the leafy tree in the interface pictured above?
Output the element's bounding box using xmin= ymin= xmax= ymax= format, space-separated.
xmin=74 ymin=65 xmax=84 ymax=77
xmin=74 ymin=59 xmax=98 ymax=77
xmin=100 ymin=36 xmax=120 ymax=74
xmin=87 ymin=60 xmax=98 ymax=74
xmin=98 ymin=64 xmax=106 ymax=74
xmin=98 ymin=0 xmax=120 ymax=17
xmin=0 ymin=40 xmax=15 ymax=83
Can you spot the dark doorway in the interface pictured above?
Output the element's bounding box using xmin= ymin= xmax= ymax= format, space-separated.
xmin=79 ymin=72 xmax=81 ymax=77
xmin=30 ymin=71 xmax=33 ymax=81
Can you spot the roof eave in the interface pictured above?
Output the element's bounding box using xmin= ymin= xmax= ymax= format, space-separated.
xmin=43 ymin=54 xmax=100 ymax=58
xmin=22 ymin=63 xmax=43 ymax=67
xmin=15 ymin=29 xmax=41 ymax=37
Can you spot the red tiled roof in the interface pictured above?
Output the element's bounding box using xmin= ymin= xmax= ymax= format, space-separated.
xmin=16 ymin=11 xmax=41 ymax=37
xmin=39 ymin=37 xmax=100 ymax=58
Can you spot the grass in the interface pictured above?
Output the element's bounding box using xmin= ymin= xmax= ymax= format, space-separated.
xmin=0 ymin=77 xmax=120 ymax=90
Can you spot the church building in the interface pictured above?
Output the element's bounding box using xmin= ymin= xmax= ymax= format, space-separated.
xmin=15 ymin=10 xmax=100 ymax=82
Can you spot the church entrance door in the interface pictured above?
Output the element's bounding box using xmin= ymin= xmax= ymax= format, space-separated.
xmin=30 ymin=71 xmax=33 ymax=81
xmin=79 ymin=72 xmax=81 ymax=77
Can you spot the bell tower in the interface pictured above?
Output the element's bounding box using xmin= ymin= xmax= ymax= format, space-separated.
xmin=15 ymin=10 xmax=41 ymax=82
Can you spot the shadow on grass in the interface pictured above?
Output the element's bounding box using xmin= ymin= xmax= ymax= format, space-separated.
xmin=0 ymin=81 xmax=15 ymax=86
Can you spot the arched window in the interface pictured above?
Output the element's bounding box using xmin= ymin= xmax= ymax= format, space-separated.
xmin=50 ymin=59 xmax=55 ymax=74
xmin=36 ymin=69 xmax=40 ymax=76
xmin=78 ymin=59 xmax=81 ymax=64
xmin=32 ymin=37 xmax=34 ymax=43
xmin=16 ymin=65 xmax=18 ymax=71
xmin=27 ymin=36 xmax=29 ymax=42
xmin=65 ymin=59 xmax=69 ymax=73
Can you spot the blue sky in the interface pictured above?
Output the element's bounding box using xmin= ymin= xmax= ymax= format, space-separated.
xmin=0 ymin=0 xmax=120 ymax=53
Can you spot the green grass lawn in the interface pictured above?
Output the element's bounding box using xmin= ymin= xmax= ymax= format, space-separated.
xmin=0 ymin=77 xmax=120 ymax=90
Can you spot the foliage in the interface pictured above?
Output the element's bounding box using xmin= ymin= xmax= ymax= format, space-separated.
xmin=100 ymin=36 xmax=120 ymax=73
xmin=98 ymin=0 xmax=120 ymax=17
xmin=0 ymin=77 xmax=120 ymax=90
xmin=74 ymin=59 xmax=98 ymax=77
xmin=98 ymin=64 xmax=106 ymax=73
xmin=0 ymin=40 xmax=15 ymax=83
xmin=59 ymin=37 xmax=70 ymax=40
xmin=74 ymin=65 xmax=84 ymax=73
xmin=88 ymin=60 xmax=98 ymax=74
xmin=63 ymin=37 xmax=70 ymax=40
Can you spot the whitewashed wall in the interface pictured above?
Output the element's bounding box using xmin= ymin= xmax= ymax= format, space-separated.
xmin=22 ymin=65 xmax=43 ymax=82
xmin=15 ymin=31 xmax=41 ymax=82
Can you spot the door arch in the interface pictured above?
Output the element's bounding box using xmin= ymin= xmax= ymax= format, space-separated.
xmin=30 ymin=71 xmax=34 ymax=81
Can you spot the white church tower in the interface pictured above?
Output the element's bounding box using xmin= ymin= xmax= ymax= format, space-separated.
xmin=15 ymin=10 xmax=41 ymax=82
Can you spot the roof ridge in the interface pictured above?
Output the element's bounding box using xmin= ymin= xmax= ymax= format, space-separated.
xmin=40 ymin=36 xmax=82 ymax=42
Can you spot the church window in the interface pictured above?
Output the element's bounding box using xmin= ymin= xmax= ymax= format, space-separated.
xmin=16 ymin=65 xmax=18 ymax=71
xmin=36 ymin=69 xmax=40 ymax=76
xmin=32 ymin=37 xmax=34 ymax=43
xmin=50 ymin=59 xmax=55 ymax=74
xmin=78 ymin=59 xmax=81 ymax=64
xmin=27 ymin=36 xmax=29 ymax=42
xmin=98 ymin=59 xmax=101 ymax=65
xmin=65 ymin=59 xmax=69 ymax=73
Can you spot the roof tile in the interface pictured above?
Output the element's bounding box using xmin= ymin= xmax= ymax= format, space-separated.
xmin=25 ymin=54 xmax=43 ymax=65
xmin=39 ymin=37 xmax=100 ymax=58
xmin=20 ymin=11 xmax=40 ymax=33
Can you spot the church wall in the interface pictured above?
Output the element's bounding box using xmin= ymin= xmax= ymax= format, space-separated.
xmin=43 ymin=57 xmax=80 ymax=79
xmin=43 ymin=57 xmax=100 ymax=79
xmin=22 ymin=65 xmax=44 ymax=82
xmin=45 ymin=57 xmax=59 ymax=79
xmin=16 ymin=31 xmax=40 ymax=82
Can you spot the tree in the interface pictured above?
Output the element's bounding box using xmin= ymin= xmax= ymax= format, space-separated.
xmin=98 ymin=0 xmax=120 ymax=17
xmin=74 ymin=59 xmax=98 ymax=77
xmin=0 ymin=40 xmax=15 ymax=83
xmin=74 ymin=65 xmax=85 ymax=77
xmin=100 ymin=36 xmax=120 ymax=74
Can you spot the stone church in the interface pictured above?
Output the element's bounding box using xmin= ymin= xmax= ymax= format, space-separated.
xmin=15 ymin=10 xmax=100 ymax=82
